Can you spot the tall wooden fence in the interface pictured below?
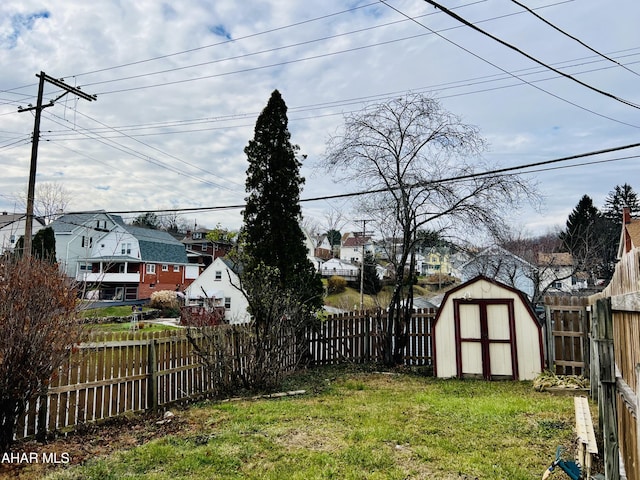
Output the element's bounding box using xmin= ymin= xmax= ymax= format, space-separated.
xmin=15 ymin=310 xmax=435 ymax=441
xmin=590 ymin=247 xmax=640 ymax=480
xmin=544 ymin=296 xmax=589 ymax=376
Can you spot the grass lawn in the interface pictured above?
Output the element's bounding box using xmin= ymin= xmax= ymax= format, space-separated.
xmin=28 ymin=366 xmax=578 ymax=480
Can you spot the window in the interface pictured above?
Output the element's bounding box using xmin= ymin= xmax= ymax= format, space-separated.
xmin=162 ymin=264 xmax=168 ymax=272
xmin=224 ymin=297 xmax=231 ymax=309
xmin=214 ymin=271 xmax=222 ymax=281
xmin=121 ymin=242 xmax=132 ymax=255
xmin=146 ymin=264 xmax=156 ymax=274
xmin=9 ymin=234 xmax=15 ymax=244
xmin=173 ymin=264 xmax=180 ymax=272
xmin=118 ymin=264 xmax=126 ymax=273
xmin=193 ymin=232 xmax=202 ymax=240
xmin=81 ymin=236 xmax=93 ymax=248
xmin=201 ymin=243 xmax=208 ymax=251
xmin=96 ymin=220 xmax=107 ymax=230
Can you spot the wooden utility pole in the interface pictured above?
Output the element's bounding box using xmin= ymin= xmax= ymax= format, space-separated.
xmin=18 ymin=71 xmax=96 ymax=256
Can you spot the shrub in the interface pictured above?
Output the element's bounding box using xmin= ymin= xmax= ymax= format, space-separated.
xmin=0 ymin=256 xmax=81 ymax=450
xmin=149 ymin=290 xmax=179 ymax=313
xmin=327 ymin=275 xmax=347 ymax=294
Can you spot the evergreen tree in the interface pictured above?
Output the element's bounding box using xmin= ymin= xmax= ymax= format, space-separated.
xmin=559 ymin=194 xmax=600 ymax=258
xmin=242 ymin=89 xmax=323 ymax=311
xmin=32 ymin=227 xmax=56 ymax=261
xmin=362 ymin=251 xmax=382 ymax=295
xmin=603 ymin=183 xmax=639 ymax=223
xmin=600 ymin=183 xmax=639 ymax=277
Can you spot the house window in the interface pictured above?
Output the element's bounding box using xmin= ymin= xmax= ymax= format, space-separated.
xmin=173 ymin=265 xmax=180 ymax=272
xmin=224 ymin=297 xmax=231 ymax=309
xmin=118 ymin=264 xmax=126 ymax=273
xmin=9 ymin=234 xmax=15 ymax=244
xmin=201 ymin=243 xmax=208 ymax=251
xmin=162 ymin=264 xmax=169 ymax=272
xmin=214 ymin=271 xmax=222 ymax=281
xmin=96 ymin=220 xmax=107 ymax=230
xmin=121 ymin=243 xmax=131 ymax=255
xmin=146 ymin=264 xmax=156 ymax=274
xmin=81 ymin=236 xmax=93 ymax=248
xmin=193 ymin=232 xmax=202 ymax=240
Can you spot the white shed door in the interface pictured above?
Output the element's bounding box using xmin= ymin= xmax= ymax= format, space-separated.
xmin=454 ymin=299 xmax=518 ymax=380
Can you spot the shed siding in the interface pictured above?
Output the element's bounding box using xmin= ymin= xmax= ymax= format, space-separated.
xmin=435 ymin=277 xmax=543 ymax=380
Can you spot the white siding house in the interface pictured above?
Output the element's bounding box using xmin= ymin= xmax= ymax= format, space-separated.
xmin=184 ymin=257 xmax=250 ymax=324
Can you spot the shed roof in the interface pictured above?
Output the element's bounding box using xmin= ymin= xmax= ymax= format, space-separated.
xmin=434 ymin=275 xmax=541 ymax=326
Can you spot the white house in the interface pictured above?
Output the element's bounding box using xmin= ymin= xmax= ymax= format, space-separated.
xmin=340 ymin=233 xmax=374 ymax=264
xmin=184 ymin=257 xmax=250 ymax=324
xmin=320 ymin=257 xmax=359 ymax=281
xmin=0 ymin=212 xmax=45 ymax=254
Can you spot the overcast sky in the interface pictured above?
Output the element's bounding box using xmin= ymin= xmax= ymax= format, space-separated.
xmin=1 ymin=0 xmax=638 ymax=239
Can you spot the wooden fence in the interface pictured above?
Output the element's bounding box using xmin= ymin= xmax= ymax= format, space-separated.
xmin=544 ymin=296 xmax=589 ymax=376
xmin=590 ymin=247 xmax=640 ymax=480
xmin=308 ymin=309 xmax=435 ymax=367
xmin=15 ymin=310 xmax=435 ymax=441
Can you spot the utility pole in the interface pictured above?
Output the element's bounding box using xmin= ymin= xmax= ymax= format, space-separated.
xmin=18 ymin=71 xmax=96 ymax=257
xmin=356 ymin=219 xmax=371 ymax=311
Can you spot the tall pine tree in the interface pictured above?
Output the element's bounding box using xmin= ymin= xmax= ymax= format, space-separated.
xmin=242 ymin=89 xmax=323 ymax=311
xmin=559 ymin=194 xmax=601 ymax=258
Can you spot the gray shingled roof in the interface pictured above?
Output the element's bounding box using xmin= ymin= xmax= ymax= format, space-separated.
xmin=126 ymin=225 xmax=188 ymax=264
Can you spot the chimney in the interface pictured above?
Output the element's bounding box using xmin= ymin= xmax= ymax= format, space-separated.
xmin=623 ymin=207 xmax=631 ymax=225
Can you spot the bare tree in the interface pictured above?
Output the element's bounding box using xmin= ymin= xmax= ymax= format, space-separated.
xmin=0 ymin=256 xmax=82 ymax=450
xmin=323 ymin=93 xmax=536 ymax=365
xmin=16 ymin=182 xmax=72 ymax=225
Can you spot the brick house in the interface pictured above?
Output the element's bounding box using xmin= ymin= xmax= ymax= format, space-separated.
xmin=52 ymin=211 xmax=197 ymax=300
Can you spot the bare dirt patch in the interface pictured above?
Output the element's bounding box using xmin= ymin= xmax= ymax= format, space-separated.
xmin=1 ymin=410 xmax=191 ymax=480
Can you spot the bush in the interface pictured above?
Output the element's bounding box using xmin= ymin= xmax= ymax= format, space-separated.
xmin=327 ymin=275 xmax=347 ymax=294
xmin=149 ymin=290 xmax=179 ymax=314
xmin=0 ymin=256 xmax=81 ymax=450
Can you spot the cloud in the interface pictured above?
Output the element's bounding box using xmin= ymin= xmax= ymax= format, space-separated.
xmin=0 ymin=0 xmax=638 ymax=236
xmin=0 ymin=11 xmax=50 ymax=49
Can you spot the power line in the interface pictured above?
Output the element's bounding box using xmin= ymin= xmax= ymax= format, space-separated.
xmin=66 ymin=141 xmax=640 ymax=216
xmin=421 ymin=0 xmax=640 ymax=110
xmin=510 ymin=0 xmax=640 ymax=78
xmin=380 ymin=1 xmax=640 ymax=128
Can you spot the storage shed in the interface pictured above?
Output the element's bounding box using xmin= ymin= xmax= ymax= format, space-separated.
xmin=433 ymin=275 xmax=544 ymax=380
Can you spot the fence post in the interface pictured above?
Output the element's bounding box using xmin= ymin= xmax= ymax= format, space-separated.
xmin=36 ymin=393 xmax=47 ymax=442
xmin=595 ymin=298 xmax=619 ymax=480
xmin=544 ymin=302 xmax=554 ymax=371
xmin=147 ymin=339 xmax=158 ymax=412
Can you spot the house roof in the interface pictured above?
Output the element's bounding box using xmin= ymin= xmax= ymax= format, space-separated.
xmin=50 ymin=211 xmax=125 ymax=234
xmin=459 ymin=244 xmax=535 ymax=271
xmin=537 ymin=252 xmax=573 ymax=267
xmin=342 ymin=235 xmax=371 ymax=248
xmin=126 ymin=225 xmax=188 ymax=264
xmin=620 ymin=216 xmax=640 ymax=256
xmin=434 ymin=274 xmax=541 ymax=326
xmin=0 ymin=212 xmax=45 ymax=229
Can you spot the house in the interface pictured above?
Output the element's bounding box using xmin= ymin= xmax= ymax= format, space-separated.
xmin=416 ymin=247 xmax=453 ymax=276
xmin=537 ymin=252 xmax=582 ymax=293
xmin=458 ymin=245 xmax=536 ymax=300
xmin=313 ymin=233 xmax=334 ymax=260
xmin=0 ymin=212 xmax=45 ymax=254
xmin=618 ymin=207 xmax=640 ymax=257
xmin=320 ymin=257 xmax=359 ymax=281
xmin=184 ymin=257 xmax=250 ymax=324
xmin=433 ymin=275 xmax=545 ymax=381
xmin=181 ymin=228 xmax=233 ymax=268
xmin=340 ymin=232 xmax=374 ymax=264
xmin=51 ymin=211 xmax=196 ymax=300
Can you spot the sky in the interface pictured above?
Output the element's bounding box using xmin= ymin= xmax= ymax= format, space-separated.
xmin=1 ymin=0 xmax=639 ymax=240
